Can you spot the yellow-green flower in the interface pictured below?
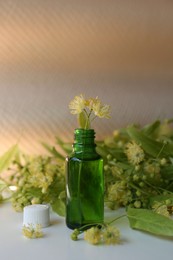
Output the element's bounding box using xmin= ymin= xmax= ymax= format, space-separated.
xmin=69 ymin=94 xmax=111 ymax=129
xmin=22 ymin=224 xmax=43 ymax=239
xmin=69 ymin=94 xmax=86 ymax=114
xmin=86 ymin=97 xmax=98 ymax=110
xmin=152 ymin=201 xmax=170 ymax=218
xmin=92 ymin=99 xmax=110 ymax=119
xmin=107 ymin=181 xmax=131 ymax=206
xmin=125 ymin=141 xmax=145 ymax=165
xmin=31 ymin=197 xmax=41 ymax=205
xmin=84 ymin=227 xmax=102 ymax=245
xmin=102 ymin=226 xmax=120 ymax=245
xmin=144 ymin=162 xmax=160 ymax=175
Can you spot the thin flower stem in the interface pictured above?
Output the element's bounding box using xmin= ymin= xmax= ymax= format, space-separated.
xmin=83 ymin=108 xmax=89 ymax=117
xmin=129 ymin=182 xmax=149 ymax=195
xmin=87 ymin=109 xmax=93 ymax=118
xmin=143 ymin=180 xmax=162 ymax=194
xmin=107 ymin=214 xmax=127 ymax=225
xmin=155 ymin=186 xmax=173 ymax=194
xmin=76 ymin=215 xmax=127 ymax=232
xmin=90 ymin=115 xmax=97 ymax=122
xmin=85 ymin=109 xmax=93 ymax=129
xmin=77 ymin=222 xmax=105 ymax=232
xmin=144 ymin=180 xmax=173 ymax=196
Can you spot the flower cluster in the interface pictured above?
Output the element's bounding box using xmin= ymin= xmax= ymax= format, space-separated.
xmin=22 ymin=224 xmax=43 ymax=239
xmin=100 ymin=120 xmax=173 ymax=212
xmin=85 ymin=225 xmax=120 ymax=245
xmin=107 ymin=181 xmax=132 ymax=208
xmin=125 ymin=141 xmax=145 ymax=165
xmin=69 ymin=94 xmax=110 ymax=129
xmin=152 ymin=201 xmax=170 ymax=218
xmin=71 ymin=224 xmax=121 ymax=245
xmin=27 ymin=157 xmax=58 ymax=194
xmin=9 ymin=155 xmax=65 ymax=214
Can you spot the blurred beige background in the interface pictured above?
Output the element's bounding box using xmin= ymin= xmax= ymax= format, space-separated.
xmin=0 ymin=0 xmax=173 ymax=154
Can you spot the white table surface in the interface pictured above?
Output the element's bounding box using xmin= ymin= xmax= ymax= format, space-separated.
xmin=1 ymin=202 xmax=173 ymax=260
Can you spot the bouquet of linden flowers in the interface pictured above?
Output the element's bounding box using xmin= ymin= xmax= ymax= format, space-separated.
xmin=1 ymin=95 xmax=173 ymax=244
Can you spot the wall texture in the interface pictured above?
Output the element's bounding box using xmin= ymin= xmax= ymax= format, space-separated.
xmin=0 ymin=0 xmax=173 ymax=154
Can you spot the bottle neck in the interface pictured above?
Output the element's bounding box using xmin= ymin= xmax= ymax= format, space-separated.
xmin=73 ymin=128 xmax=96 ymax=154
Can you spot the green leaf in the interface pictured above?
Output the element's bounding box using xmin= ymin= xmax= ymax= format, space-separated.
xmin=51 ymin=198 xmax=66 ymax=217
xmin=127 ymin=207 xmax=173 ymax=236
xmin=142 ymin=120 xmax=161 ymax=136
xmin=96 ymin=145 xmax=126 ymax=161
xmin=116 ymin=162 xmax=133 ymax=170
xmin=58 ymin=191 xmax=66 ymax=200
xmin=41 ymin=142 xmax=65 ymax=160
xmin=0 ymin=179 xmax=7 ymax=191
xmin=160 ymin=165 xmax=173 ymax=180
xmin=26 ymin=187 xmax=42 ymax=198
xmin=96 ymin=145 xmax=110 ymax=158
xmin=0 ymin=144 xmax=18 ymax=174
xmin=127 ymin=126 xmax=173 ymax=158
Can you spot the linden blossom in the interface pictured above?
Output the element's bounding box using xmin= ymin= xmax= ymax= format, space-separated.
xmin=70 ymin=216 xmax=123 ymax=245
xmin=22 ymin=224 xmax=43 ymax=239
xmin=69 ymin=94 xmax=111 ymax=129
xmin=125 ymin=141 xmax=145 ymax=165
xmin=84 ymin=225 xmax=120 ymax=245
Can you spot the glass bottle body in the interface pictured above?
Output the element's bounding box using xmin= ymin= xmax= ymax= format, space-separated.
xmin=66 ymin=129 xmax=104 ymax=230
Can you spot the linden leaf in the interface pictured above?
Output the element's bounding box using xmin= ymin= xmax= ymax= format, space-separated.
xmin=127 ymin=207 xmax=173 ymax=237
xmin=142 ymin=120 xmax=161 ymax=136
xmin=127 ymin=126 xmax=173 ymax=158
xmin=42 ymin=142 xmax=65 ymax=160
xmin=0 ymin=144 xmax=18 ymax=174
xmin=160 ymin=165 xmax=173 ymax=180
xmin=51 ymin=198 xmax=66 ymax=217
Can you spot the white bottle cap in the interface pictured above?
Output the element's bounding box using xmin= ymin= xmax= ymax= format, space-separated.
xmin=23 ymin=204 xmax=50 ymax=228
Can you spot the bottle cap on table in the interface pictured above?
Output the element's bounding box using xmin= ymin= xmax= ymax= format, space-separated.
xmin=23 ymin=204 xmax=50 ymax=228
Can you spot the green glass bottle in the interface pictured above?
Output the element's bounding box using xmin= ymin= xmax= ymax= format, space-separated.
xmin=66 ymin=128 xmax=104 ymax=230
